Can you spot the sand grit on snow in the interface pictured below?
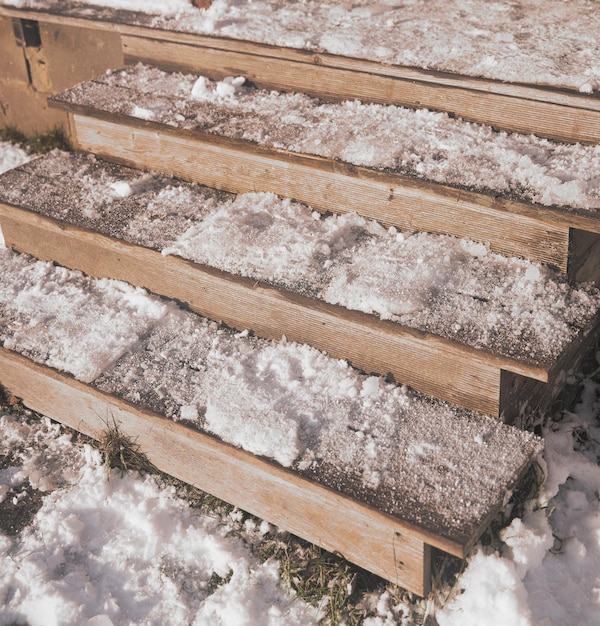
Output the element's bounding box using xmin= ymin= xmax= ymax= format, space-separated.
xmin=0 ymin=250 xmax=168 ymax=382
xmin=2 ymin=150 xmax=598 ymax=366
xmin=438 ymin=375 xmax=600 ymax=626
xmin=2 ymin=359 xmax=600 ymax=625
xmin=0 ymin=247 xmax=542 ymax=543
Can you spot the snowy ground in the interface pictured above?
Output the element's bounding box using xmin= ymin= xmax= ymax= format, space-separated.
xmin=0 ymin=412 xmax=325 ymax=626
xmin=2 ymin=134 xmax=600 ymax=624
xmin=0 ymin=142 xmax=28 ymax=176
xmin=3 ymin=0 xmax=600 ymax=93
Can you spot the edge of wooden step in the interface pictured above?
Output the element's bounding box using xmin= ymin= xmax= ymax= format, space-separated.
xmin=3 ymin=199 xmax=585 ymax=420
xmin=1 ymin=4 xmax=599 ymax=143
xmin=49 ymin=103 xmax=600 ymax=279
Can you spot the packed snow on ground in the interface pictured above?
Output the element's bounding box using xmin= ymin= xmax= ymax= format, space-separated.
xmin=0 ymin=414 xmax=322 ymax=626
xmin=3 ymin=0 xmax=599 ymax=93
xmin=56 ymin=65 xmax=600 ymax=211
xmin=0 ymin=141 xmax=28 ymax=175
xmin=438 ymin=375 xmax=600 ymax=626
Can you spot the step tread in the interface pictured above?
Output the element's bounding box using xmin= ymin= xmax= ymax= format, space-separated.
xmin=2 ymin=1 xmax=599 ymax=96
xmin=0 ymin=346 xmax=434 ymax=596
xmin=1 ymin=151 xmax=598 ymax=373
xmin=0 ymin=247 xmax=542 ymax=555
xmin=50 ymin=67 xmax=600 ymax=272
xmin=52 ymin=65 xmax=600 ymax=216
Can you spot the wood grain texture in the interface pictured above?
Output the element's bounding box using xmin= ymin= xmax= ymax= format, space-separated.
xmin=64 ymin=112 xmax=574 ymax=272
xmin=122 ymin=35 xmax=600 ymax=144
xmin=0 ymin=80 xmax=68 ymax=134
xmin=0 ymin=346 xmax=434 ymax=594
xmin=0 ymin=201 xmax=553 ymax=419
xmin=38 ymin=21 xmax=124 ymax=93
xmin=0 ymin=16 xmax=30 ymax=84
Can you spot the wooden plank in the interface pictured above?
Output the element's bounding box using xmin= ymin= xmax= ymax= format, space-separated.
xmin=0 ymin=201 xmax=552 ymax=419
xmin=0 ymin=79 xmax=68 ymax=134
xmin=501 ymin=309 xmax=600 ymax=426
xmin=1 ymin=5 xmax=599 ymax=142
xmin=122 ymin=35 xmax=600 ymax=145
xmin=62 ymin=111 xmax=574 ymax=273
xmin=0 ymin=346 xmax=434 ymax=595
xmin=37 ymin=21 xmax=124 ymax=92
xmin=22 ymin=44 xmax=52 ymax=92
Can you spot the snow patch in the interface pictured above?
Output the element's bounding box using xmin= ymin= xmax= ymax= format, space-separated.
xmin=0 ymin=140 xmax=29 ymax=174
xmin=0 ymin=413 xmax=320 ymax=625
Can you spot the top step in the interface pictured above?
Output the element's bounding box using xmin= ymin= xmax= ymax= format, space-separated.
xmin=50 ymin=64 xmax=600 ymax=280
xmin=1 ymin=2 xmax=600 ymax=143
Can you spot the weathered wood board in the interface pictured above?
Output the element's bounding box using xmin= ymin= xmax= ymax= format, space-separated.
xmin=0 ymin=347 xmax=434 ymax=595
xmin=569 ymin=229 xmax=600 ymax=285
xmin=53 ymin=108 xmax=596 ymax=276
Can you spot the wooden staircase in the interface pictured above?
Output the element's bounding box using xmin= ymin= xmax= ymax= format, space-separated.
xmin=1 ymin=3 xmax=599 ymax=598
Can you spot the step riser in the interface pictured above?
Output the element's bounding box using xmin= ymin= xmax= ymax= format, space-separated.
xmin=65 ymin=111 xmax=580 ymax=276
xmin=569 ymin=229 xmax=600 ymax=284
xmin=0 ymin=346 xmax=433 ymax=596
xmin=122 ymin=34 xmax=600 ymax=145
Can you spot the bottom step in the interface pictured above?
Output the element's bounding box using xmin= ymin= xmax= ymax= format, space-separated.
xmin=0 ymin=249 xmax=542 ymax=595
xmin=1 ymin=349 xmax=434 ymax=596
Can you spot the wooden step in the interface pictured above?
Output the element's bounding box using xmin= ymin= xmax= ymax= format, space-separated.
xmin=48 ymin=66 xmax=600 ymax=281
xmin=1 ymin=4 xmax=599 ymax=144
xmin=1 ymin=151 xmax=598 ymax=419
xmin=0 ymin=247 xmax=543 ymax=596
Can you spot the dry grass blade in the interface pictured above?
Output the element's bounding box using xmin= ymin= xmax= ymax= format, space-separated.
xmin=97 ymin=414 xmax=159 ymax=479
xmin=258 ymin=538 xmax=386 ymax=625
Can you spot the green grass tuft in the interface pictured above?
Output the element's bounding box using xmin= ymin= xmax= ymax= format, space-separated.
xmin=0 ymin=125 xmax=70 ymax=154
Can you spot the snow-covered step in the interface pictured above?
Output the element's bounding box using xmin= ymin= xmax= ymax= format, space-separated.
xmin=49 ymin=65 xmax=600 ymax=281
xmin=1 ymin=3 xmax=600 ymax=144
xmin=0 ymin=247 xmax=542 ymax=596
xmin=1 ymin=151 xmax=599 ymax=419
